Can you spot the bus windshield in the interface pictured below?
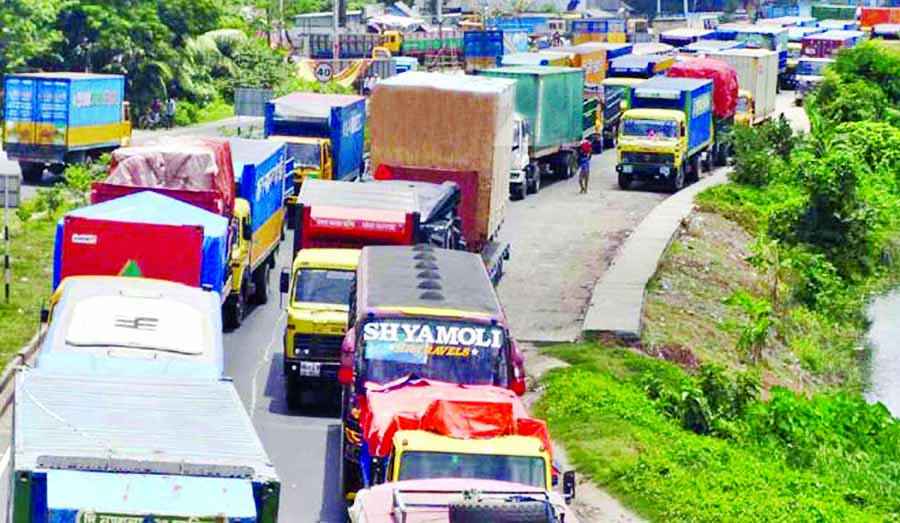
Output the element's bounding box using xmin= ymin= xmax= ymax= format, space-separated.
xmin=361 ymin=319 xmax=507 ymax=386
xmin=398 ymin=451 xmax=546 ymax=489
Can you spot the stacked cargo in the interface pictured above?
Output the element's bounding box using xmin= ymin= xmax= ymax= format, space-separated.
xmin=463 ymin=30 xmax=505 ymax=71
xmin=810 ymin=4 xmax=858 ymax=21
xmin=552 ymin=44 xmax=609 ymax=87
xmin=371 ymin=72 xmax=513 ymax=247
xmin=861 ymin=7 xmax=900 ymax=28
xmin=802 ymin=29 xmax=866 ymax=57
xmin=572 ymin=18 xmax=627 ymax=44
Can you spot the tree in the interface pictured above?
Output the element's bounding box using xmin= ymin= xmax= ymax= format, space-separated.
xmin=0 ymin=0 xmax=66 ymax=75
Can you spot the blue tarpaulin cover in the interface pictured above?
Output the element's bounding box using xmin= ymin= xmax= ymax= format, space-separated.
xmin=45 ymin=469 xmax=256 ymax=522
xmin=53 ymin=191 xmax=229 ymax=293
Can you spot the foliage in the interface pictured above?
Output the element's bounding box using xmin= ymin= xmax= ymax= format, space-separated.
xmin=0 ymin=0 xmax=65 ymax=75
xmin=729 ymin=117 xmax=794 ymax=187
xmin=537 ymin=345 xmax=896 ymax=523
xmin=723 ymin=290 xmax=775 ymax=363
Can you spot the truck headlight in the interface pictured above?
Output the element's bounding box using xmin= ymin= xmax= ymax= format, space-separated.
xmin=622 ymin=165 xmax=633 ymax=173
xmin=660 ymin=166 xmax=670 ymax=175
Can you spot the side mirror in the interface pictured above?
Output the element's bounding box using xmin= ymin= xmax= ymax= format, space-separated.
xmin=563 ymin=470 xmax=576 ymax=504
xmin=279 ymin=269 xmax=290 ymax=294
xmin=40 ymin=308 xmax=49 ymax=324
xmin=242 ymin=220 xmax=252 ymax=241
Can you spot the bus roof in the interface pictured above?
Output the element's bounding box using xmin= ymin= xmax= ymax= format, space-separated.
xmin=357 ymin=245 xmax=502 ymax=318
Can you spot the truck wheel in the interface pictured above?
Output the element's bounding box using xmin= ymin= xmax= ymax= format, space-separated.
xmin=223 ymin=279 xmax=248 ymax=330
xmin=527 ymin=169 xmax=541 ymax=194
xmin=252 ymin=263 xmax=270 ymax=305
xmin=566 ymin=152 xmax=577 ymax=179
xmin=591 ymin=136 xmax=603 ymax=154
xmin=448 ymin=498 xmax=554 ymax=523
xmin=510 ymin=184 xmax=525 ymax=201
xmin=668 ymin=167 xmax=685 ymax=193
xmin=618 ymin=171 xmax=633 ymax=190
xmin=689 ymin=155 xmax=702 ymax=184
xmin=18 ymin=162 xmax=43 ymax=183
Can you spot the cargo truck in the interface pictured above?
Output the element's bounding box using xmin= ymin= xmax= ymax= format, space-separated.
xmin=810 ymin=4 xmax=858 ymax=21
xmin=571 ymin=18 xmax=628 ymax=44
xmin=551 ymin=44 xmax=609 ymax=88
xmin=264 ymin=93 xmax=366 ymax=206
xmin=874 ymin=23 xmax=900 ymax=39
xmin=39 ymin=275 xmax=224 ymax=380
xmin=861 ymin=7 xmax=900 ymax=29
xmin=659 ymin=28 xmax=715 ymax=47
xmin=602 ymin=54 xmax=676 ymax=111
xmin=794 ymin=57 xmax=835 ymax=104
xmin=499 ymin=51 xmax=571 ymax=66
xmin=280 ymin=179 xmax=473 ymax=409
xmin=307 ymin=31 xmax=463 ymax=61
xmin=2 ymin=73 xmax=131 ymax=183
xmin=714 ymin=24 xmax=789 ymax=73
xmin=370 ymin=71 xmax=512 ymax=269
xmin=616 ymin=77 xmax=714 ymax=191
xmin=666 ymin=57 xmax=739 ymax=166
xmin=9 ymin=368 xmax=280 ymax=522
xmin=479 ymin=66 xmax=585 ymax=199
xmin=802 ymin=30 xmax=866 ymax=57
xmin=91 ymin=137 xmax=288 ymax=328
xmin=819 ymin=19 xmax=860 ymax=30
xmin=463 ymin=30 xmax=530 ymax=72
xmin=683 ymin=39 xmax=747 ymax=54
xmin=709 ymin=49 xmax=779 ymax=126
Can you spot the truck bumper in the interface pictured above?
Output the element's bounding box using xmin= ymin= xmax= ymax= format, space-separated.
xmin=284 ymin=357 xmax=340 ymax=384
xmin=2 ymin=143 xmax=66 ymax=164
xmin=616 ymin=162 xmax=676 ymax=181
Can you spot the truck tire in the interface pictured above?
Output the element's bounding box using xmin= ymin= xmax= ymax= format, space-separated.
xmin=618 ymin=171 xmax=633 ymax=190
xmin=668 ymin=167 xmax=685 ymax=193
xmin=448 ymin=498 xmax=554 ymax=523
xmin=510 ymin=184 xmax=525 ymax=201
xmin=252 ymin=262 xmax=270 ymax=305
xmin=527 ymin=168 xmax=541 ymax=194
xmin=565 ymin=151 xmax=577 ymax=179
xmin=223 ymin=278 xmax=248 ymax=330
xmin=18 ymin=162 xmax=43 ymax=183
xmin=688 ymin=155 xmax=702 ymax=184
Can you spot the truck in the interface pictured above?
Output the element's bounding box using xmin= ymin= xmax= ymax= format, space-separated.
xmin=632 ymin=42 xmax=677 ymax=55
xmin=307 ymin=30 xmax=463 ymax=61
xmin=602 ymin=55 xmax=675 ymax=113
xmin=683 ymin=39 xmax=747 ymax=55
xmin=794 ymin=57 xmax=835 ymax=104
xmin=264 ymin=92 xmax=366 ymax=205
xmin=801 ymin=30 xmax=866 ymax=57
xmin=550 ymin=44 xmax=609 ymax=88
xmin=714 ymin=24 xmax=789 ymax=73
xmin=38 ymin=275 xmax=224 ymax=380
xmin=659 ymin=28 xmax=715 ymax=47
xmin=339 ymin=246 xmax=528 ymax=501
xmin=92 ymin=136 xmax=288 ymax=328
xmin=347 ymin=377 xmax=575 ymax=502
xmin=571 ymin=18 xmax=628 ymax=44
xmin=819 ymin=19 xmax=860 ymax=30
xmin=54 ymin=191 xmax=229 ymax=300
xmin=500 ymin=51 xmax=571 ymax=66
xmin=861 ymin=7 xmax=900 ymax=29
xmin=2 ymin=73 xmax=131 ymax=183
xmin=666 ymin=57 xmax=739 ymax=166
xmin=810 ymin=4 xmax=858 ymax=21
xmin=279 ymin=179 xmax=469 ymax=409
xmin=369 ymin=71 xmax=512 ymax=269
xmin=349 ymin=478 xmax=577 ymax=523
xmin=9 ymin=368 xmax=280 ymax=522
xmin=874 ymin=23 xmax=900 ymax=39
xmin=616 ymin=77 xmax=714 ymax=191
xmin=709 ymin=49 xmax=779 ymax=126
xmin=463 ymin=30 xmax=530 ymax=72
xmin=479 ymin=66 xmax=585 ymax=199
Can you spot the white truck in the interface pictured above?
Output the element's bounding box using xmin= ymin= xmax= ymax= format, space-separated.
xmin=709 ymin=48 xmax=779 ymax=126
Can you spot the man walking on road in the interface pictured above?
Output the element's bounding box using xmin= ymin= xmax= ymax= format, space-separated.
xmin=166 ymin=97 xmax=176 ymax=129
xmin=578 ymin=140 xmax=592 ymax=194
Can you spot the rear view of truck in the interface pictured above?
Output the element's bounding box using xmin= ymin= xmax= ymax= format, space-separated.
xmin=3 ymin=73 xmax=131 ymax=182
xmin=709 ymin=49 xmax=778 ymax=126
xmin=10 ymin=369 xmax=280 ymax=522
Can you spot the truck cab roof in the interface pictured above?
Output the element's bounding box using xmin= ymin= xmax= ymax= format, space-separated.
xmin=394 ymin=430 xmax=548 ymax=459
xmin=293 ymin=248 xmax=361 ymax=272
xmin=623 ymin=108 xmax=687 ymax=122
xmin=38 ymin=276 xmax=223 ymax=379
xmin=298 ymin=179 xmax=460 ymax=224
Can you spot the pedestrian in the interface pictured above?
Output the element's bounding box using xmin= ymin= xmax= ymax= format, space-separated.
xmin=166 ymin=96 xmax=176 ymax=129
xmin=578 ymin=140 xmax=592 ymax=194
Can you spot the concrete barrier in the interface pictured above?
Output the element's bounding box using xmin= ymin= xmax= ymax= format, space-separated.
xmin=582 ymin=170 xmax=730 ymax=341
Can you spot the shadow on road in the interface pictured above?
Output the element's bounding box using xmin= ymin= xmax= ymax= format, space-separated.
xmin=318 ymin=423 xmax=345 ymax=523
xmin=263 ymin=350 xmax=341 ymax=418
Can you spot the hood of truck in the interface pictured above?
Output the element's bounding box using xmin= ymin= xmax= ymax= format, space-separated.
xmin=288 ymin=302 xmax=349 ymax=335
xmin=44 ymin=469 xmax=258 ymax=522
xmin=618 ymin=137 xmax=681 ymax=155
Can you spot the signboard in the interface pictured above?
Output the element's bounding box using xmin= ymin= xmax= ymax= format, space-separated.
xmin=234 ymin=87 xmax=273 ymax=117
xmin=0 ymin=173 xmax=20 ymax=208
xmin=314 ymin=62 xmax=334 ymax=83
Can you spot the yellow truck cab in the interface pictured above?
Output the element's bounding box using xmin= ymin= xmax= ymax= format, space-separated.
xmin=381 ymin=30 xmax=402 ymax=54
xmin=735 ymin=89 xmax=755 ymax=126
xmin=280 ymin=248 xmax=360 ymax=410
xmin=601 ymin=77 xmax=646 ymax=110
xmin=387 ymin=430 xmax=553 ymax=491
xmin=268 ymin=136 xmax=334 ymax=206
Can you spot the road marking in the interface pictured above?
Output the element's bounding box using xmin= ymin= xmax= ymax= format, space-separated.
xmin=249 ymin=311 xmax=286 ymax=418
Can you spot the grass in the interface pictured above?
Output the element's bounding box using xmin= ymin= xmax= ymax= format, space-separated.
xmin=536 ymin=344 xmax=893 ymax=523
xmin=194 ymin=98 xmax=234 ymax=124
xmin=0 ymin=214 xmax=55 ymax=364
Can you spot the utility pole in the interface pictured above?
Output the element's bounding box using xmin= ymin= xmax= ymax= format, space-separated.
xmin=332 ymin=0 xmax=340 ymax=70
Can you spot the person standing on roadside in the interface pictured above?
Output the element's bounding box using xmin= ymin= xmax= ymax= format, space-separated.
xmin=578 ymin=140 xmax=592 ymax=194
xmin=166 ymin=97 xmax=176 ymax=129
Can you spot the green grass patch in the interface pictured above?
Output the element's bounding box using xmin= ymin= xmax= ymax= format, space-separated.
xmin=0 ymin=215 xmax=54 ymax=363
xmin=194 ymin=98 xmax=234 ymax=124
xmin=537 ymin=344 xmax=900 ymax=522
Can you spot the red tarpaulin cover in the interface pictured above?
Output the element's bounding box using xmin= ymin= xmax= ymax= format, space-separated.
xmin=666 ymin=57 xmax=739 ymax=119
xmin=101 ymin=137 xmax=236 ymax=216
xmin=358 ymin=377 xmax=553 ymax=457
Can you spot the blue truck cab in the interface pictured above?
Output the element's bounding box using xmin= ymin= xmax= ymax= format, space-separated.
xmin=616 ymin=77 xmax=713 ymax=191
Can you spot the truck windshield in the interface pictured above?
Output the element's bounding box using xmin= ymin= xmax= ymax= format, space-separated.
xmin=797 ymin=61 xmax=829 ymax=76
xmin=736 ymin=96 xmax=749 ymax=113
xmin=622 ymin=119 xmax=678 ymax=139
xmin=293 ymin=269 xmax=354 ymax=305
xmin=287 ymin=142 xmax=321 ymax=169
xmin=398 ymin=451 xmax=546 ymax=489
xmin=361 ymin=319 xmax=507 ymax=386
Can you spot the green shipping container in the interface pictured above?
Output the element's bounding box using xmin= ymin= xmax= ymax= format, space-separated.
xmin=479 ymin=66 xmax=584 ymax=150
xmin=810 ymin=4 xmax=858 ymax=21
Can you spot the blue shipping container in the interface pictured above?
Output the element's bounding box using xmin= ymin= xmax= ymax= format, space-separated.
xmin=630 ymin=76 xmax=714 ymax=155
xmin=230 ymin=138 xmax=288 ymax=234
xmin=53 ymin=191 xmax=229 ymax=293
xmin=464 ymin=30 xmax=505 ymax=58
xmin=264 ymin=93 xmax=366 ymax=180
xmin=4 ymin=73 xmax=124 ymax=128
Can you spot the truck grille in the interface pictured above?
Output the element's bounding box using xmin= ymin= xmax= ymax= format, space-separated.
xmin=622 ymin=152 xmax=675 ymax=165
xmin=293 ymin=334 xmax=342 ymax=362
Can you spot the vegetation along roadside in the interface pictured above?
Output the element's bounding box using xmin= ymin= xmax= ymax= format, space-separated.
xmin=539 ymin=41 xmax=900 ymax=522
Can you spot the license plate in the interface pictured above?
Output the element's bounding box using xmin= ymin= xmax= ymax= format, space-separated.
xmin=660 ymin=166 xmax=670 ymax=175
xmin=299 ymin=361 xmax=321 ymax=377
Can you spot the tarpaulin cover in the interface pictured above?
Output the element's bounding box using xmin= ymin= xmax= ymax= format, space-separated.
xmin=53 ymin=191 xmax=229 ymax=293
xmin=666 ymin=57 xmax=738 ymax=119
xmin=102 ymin=137 xmax=235 ymax=216
xmin=358 ymin=376 xmax=552 ymax=457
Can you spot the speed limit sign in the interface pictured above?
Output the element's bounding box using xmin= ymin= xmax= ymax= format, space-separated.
xmin=314 ymin=62 xmax=334 ymax=83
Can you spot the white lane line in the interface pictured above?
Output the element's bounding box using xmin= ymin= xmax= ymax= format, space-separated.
xmin=249 ymin=311 xmax=286 ymax=418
